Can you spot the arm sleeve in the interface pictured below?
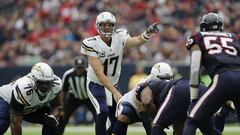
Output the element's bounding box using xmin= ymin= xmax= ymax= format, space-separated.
xmin=12 ymin=85 xmax=30 ymax=106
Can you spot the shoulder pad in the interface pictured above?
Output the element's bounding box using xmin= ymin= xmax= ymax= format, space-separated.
xmin=84 ymin=36 xmax=97 ymax=42
xmin=134 ymin=79 xmax=149 ymax=101
xmin=15 ymin=77 xmax=33 ymax=92
xmin=13 ymin=77 xmax=32 ymax=106
xmin=116 ymin=29 xmax=129 ymax=35
xmin=52 ymin=75 xmax=63 ymax=94
xmin=82 ymin=37 xmax=96 ymax=47
xmin=186 ymin=32 xmax=198 ymax=50
xmin=81 ymin=37 xmax=99 ymax=55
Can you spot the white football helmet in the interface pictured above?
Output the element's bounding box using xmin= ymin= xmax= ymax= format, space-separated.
xmin=31 ymin=62 xmax=54 ymax=97
xmin=96 ymin=11 xmax=116 ymax=38
xmin=149 ymin=62 xmax=174 ymax=80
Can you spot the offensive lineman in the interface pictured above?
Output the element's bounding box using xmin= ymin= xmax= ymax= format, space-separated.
xmin=113 ymin=62 xmax=174 ymax=135
xmin=81 ymin=11 xmax=161 ymax=135
xmin=0 ymin=62 xmax=63 ymax=135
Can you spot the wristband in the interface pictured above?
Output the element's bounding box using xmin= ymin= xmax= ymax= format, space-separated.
xmin=141 ymin=31 xmax=151 ymax=41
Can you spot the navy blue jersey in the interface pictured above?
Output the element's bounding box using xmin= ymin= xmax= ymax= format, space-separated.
xmin=135 ymin=79 xmax=182 ymax=108
xmin=147 ymin=79 xmax=206 ymax=108
xmin=148 ymin=79 xmax=177 ymax=108
xmin=186 ymin=32 xmax=240 ymax=77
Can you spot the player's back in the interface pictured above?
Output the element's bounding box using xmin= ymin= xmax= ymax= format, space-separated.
xmin=147 ymin=79 xmax=207 ymax=108
xmin=146 ymin=79 xmax=172 ymax=108
xmin=187 ymin=31 xmax=240 ymax=77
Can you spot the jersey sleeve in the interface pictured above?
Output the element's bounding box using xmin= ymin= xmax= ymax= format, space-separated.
xmin=186 ymin=32 xmax=198 ymax=51
xmin=115 ymin=29 xmax=130 ymax=46
xmin=147 ymin=79 xmax=161 ymax=91
xmin=134 ymin=80 xmax=149 ymax=102
xmin=81 ymin=38 xmax=99 ymax=57
xmin=12 ymin=84 xmax=31 ymax=106
xmin=10 ymin=92 xmax=24 ymax=113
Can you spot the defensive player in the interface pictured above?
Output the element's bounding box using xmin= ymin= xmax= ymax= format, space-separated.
xmin=0 ymin=62 xmax=63 ymax=135
xmin=149 ymin=79 xmax=208 ymax=135
xmin=81 ymin=11 xmax=161 ymax=135
xmin=183 ymin=12 xmax=240 ymax=135
xmin=57 ymin=56 xmax=96 ymax=135
xmin=113 ymin=62 xmax=174 ymax=135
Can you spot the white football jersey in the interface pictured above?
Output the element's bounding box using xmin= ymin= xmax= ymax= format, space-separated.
xmin=0 ymin=73 xmax=62 ymax=114
xmin=116 ymin=78 xmax=148 ymax=117
xmin=81 ymin=29 xmax=130 ymax=85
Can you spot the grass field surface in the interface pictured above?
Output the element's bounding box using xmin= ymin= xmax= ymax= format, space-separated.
xmin=4 ymin=124 xmax=240 ymax=135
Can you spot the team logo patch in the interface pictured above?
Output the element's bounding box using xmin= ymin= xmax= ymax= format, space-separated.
xmin=99 ymin=51 xmax=105 ymax=57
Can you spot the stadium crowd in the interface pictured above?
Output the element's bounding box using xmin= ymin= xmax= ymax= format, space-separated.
xmin=0 ymin=0 xmax=240 ymax=67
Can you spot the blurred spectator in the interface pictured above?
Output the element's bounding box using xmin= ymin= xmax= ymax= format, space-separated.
xmin=0 ymin=0 xmax=240 ymax=67
xmin=128 ymin=63 xmax=147 ymax=90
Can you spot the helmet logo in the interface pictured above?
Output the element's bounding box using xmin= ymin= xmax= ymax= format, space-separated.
xmin=32 ymin=64 xmax=53 ymax=79
xmin=33 ymin=65 xmax=41 ymax=72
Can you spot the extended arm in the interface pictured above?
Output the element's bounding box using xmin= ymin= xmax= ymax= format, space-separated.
xmin=88 ymin=56 xmax=122 ymax=102
xmin=189 ymin=45 xmax=202 ymax=101
xmin=10 ymin=109 xmax=23 ymax=135
xmin=9 ymin=96 xmax=24 ymax=135
xmin=126 ymin=22 xmax=162 ymax=48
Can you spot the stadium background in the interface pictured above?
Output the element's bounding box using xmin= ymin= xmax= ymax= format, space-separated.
xmin=0 ymin=0 xmax=239 ymax=128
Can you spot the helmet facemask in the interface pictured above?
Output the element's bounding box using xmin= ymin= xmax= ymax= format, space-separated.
xmin=97 ymin=21 xmax=116 ymax=38
xmin=35 ymin=80 xmax=53 ymax=97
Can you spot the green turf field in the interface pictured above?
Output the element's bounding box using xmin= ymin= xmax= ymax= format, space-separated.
xmin=4 ymin=132 xmax=240 ymax=135
xmin=4 ymin=124 xmax=240 ymax=135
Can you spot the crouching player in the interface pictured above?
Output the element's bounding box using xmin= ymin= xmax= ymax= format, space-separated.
xmin=112 ymin=62 xmax=174 ymax=135
xmin=149 ymin=79 xmax=208 ymax=135
xmin=0 ymin=62 xmax=63 ymax=135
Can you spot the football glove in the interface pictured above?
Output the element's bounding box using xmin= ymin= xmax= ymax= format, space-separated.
xmin=146 ymin=22 xmax=162 ymax=34
xmin=44 ymin=113 xmax=59 ymax=127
